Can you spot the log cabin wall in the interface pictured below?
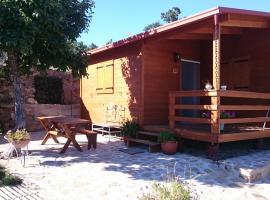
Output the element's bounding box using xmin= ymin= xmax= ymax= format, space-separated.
xmin=81 ymin=43 xmax=143 ymax=124
xmin=142 ymin=40 xmax=201 ymax=125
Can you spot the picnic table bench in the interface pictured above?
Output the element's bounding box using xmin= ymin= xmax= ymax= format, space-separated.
xmin=37 ymin=116 xmax=97 ymax=153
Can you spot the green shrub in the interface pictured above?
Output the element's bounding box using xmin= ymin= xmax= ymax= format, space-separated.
xmin=0 ymin=165 xmax=22 ymax=186
xmin=140 ymin=181 xmax=191 ymax=200
xmin=1 ymin=174 xmax=22 ymax=186
xmin=7 ymin=129 xmax=30 ymax=142
xmin=158 ymin=131 xmax=177 ymax=143
xmin=120 ymin=120 xmax=139 ymax=138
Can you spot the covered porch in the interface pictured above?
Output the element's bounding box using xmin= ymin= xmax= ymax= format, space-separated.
xmin=164 ymin=11 xmax=270 ymax=152
xmin=140 ymin=8 xmax=270 ymax=156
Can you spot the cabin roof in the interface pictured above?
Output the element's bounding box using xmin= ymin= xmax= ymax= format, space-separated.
xmin=89 ymin=6 xmax=270 ymax=55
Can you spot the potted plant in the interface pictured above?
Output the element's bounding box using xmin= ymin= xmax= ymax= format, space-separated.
xmin=159 ymin=131 xmax=178 ymax=155
xmin=120 ymin=120 xmax=139 ymax=143
xmin=6 ymin=129 xmax=31 ymax=149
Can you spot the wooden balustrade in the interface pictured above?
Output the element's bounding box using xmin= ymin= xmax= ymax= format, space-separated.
xmin=169 ymin=90 xmax=270 ymax=143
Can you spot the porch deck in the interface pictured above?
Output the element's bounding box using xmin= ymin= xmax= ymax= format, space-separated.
xmin=169 ymin=90 xmax=270 ymax=144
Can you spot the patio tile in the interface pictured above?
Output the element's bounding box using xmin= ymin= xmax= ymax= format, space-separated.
xmin=0 ymin=132 xmax=270 ymax=200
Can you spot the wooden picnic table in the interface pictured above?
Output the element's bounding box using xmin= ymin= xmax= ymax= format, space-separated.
xmin=37 ymin=116 xmax=97 ymax=154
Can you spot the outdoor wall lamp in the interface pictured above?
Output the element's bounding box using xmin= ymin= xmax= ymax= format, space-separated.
xmin=172 ymin=52 xmax=181 ymax=74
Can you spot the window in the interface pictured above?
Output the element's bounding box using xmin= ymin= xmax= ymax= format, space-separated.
xmin=96 ymin=63 xmax=114 ymax=94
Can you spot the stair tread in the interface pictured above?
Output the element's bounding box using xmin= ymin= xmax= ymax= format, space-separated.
xmin=138 ymin=131 xmax=160 ymax=137
xmin=127 ymin=138 xmax=160 ymax=146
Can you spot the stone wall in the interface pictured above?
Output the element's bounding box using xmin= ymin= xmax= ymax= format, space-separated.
xmin=0 ymin=70 xmax=81 ymax=132
xmin=26 ymin=104 xmax=80 ymax=131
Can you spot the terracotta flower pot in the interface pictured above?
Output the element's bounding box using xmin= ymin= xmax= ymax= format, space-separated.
xmin=123 ymin=136 xmax=128 ymax=144
xmin=161 ymin=141 xmax=178 ymax=155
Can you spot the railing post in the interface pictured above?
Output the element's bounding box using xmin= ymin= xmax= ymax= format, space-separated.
xmin=169 ymin=92 xmax=175 ymax=130
xmin=211 ymin=14 xmax=221 ymax=143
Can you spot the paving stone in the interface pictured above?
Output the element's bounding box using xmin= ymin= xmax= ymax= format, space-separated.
xmin=1 ymin=132 xmax=270 ymax=200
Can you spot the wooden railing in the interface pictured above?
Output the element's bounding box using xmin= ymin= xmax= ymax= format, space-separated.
xmin=169 ymin=90 xmax=270 ymax=143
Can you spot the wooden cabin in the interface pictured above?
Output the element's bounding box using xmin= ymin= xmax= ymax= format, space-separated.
xmin=81 ymin=7 xmax=270 ymax=155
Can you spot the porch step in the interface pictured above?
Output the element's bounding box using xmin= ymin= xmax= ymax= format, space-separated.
xmin=127 ymin=138 xmax=161 ymax=153
xmin=137 ymin=131 xmax=160 ymax=137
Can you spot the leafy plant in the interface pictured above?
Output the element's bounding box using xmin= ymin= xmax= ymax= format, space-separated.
xmin=0 ymin=165 xmax=22 ymax=186
xmin=159 ymin=131 xmax=177 ymax=143
xmin=6 ymin=129 xmax=30 ymax=142
xmin=0 ymin=0 xmax=94 ymax=129
xmin=140 ymin=181 xmax=191 ymax=200
xmin=120 ymin=120 xmax=139 ymax=138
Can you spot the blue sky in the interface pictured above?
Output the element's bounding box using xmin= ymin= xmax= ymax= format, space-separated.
xmin=78 ymin=0 xmax=270 ymax=47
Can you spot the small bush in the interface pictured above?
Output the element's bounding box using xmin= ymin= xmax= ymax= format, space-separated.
xmin=1 ymin=174 xmax=22 ymax=186
xmin=120 ymin=120 xmax=139 ymax=138
xmin=140 ymin=181 xmax=191 ymax=200
xmin=158 ymin=131 xmax=177 ymax=143
xmin=0 ymin=165 xmax=22 ymax=186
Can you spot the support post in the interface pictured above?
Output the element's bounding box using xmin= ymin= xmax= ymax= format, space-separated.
xmin=211 ymin=14 xmax=221 ymax=143
xmin=169 ymin=93 xmax=175 ymax=130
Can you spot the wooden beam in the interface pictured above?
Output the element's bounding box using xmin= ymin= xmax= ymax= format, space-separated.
xmin=170 ymin=116 xmax=211 ymax=124
xmin=220 ymin=27 xmax=243 ymax=35
xmin=175 ymin=128 xmax=214 ymax=142
xmin=220 ymin=105 xmax=270 ymax=111
xmin=170 ymin=104 xmax=217 ymax=110
xmin=218 ymin=90 xmax=270 ymax=99
xmin=168 ymin=33 xmax=212 ymax=40
xmin=169 ymin=93 xmax=175 ymax=129
xmin=220 ymin=13 xmax=269 ymax=28
xmin=221 ymin=20 xmax=269 ymax=28
xmin=219 ymin=130 xmax=270 ymax=143
xmin=220 ymin=117 xmax=270 ymax=124
xmin=169 ymin=90 xmax=218 ymax=97
xmin=211 ymin=14 xmax=221 ymax=140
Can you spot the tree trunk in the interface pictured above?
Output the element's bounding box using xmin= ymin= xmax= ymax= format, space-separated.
xmin=8 ymin=50 xmax=26 ymax=130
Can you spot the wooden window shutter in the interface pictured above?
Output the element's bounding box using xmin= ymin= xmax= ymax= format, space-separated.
xmin=104 ymin=64 xmax=114 ymax=93
xmin=96 ymin=66 xmax=104 ymax=93
xmin=96 ymin=63 xmax=114 ymax=94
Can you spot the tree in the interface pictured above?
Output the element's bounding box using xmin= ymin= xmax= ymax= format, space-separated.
xmin=106 ymin=39 xmax=113 ymax=45
xmin=143 ymin=7 xmax=181 ymax=31
xmin=0 ymin=0 xmax=95 ymax=129
xmin=89 ymin=43 xmax=98 ymax=50
xmin=161 ymin=7 xmax=181 ymax=23
xmin=143 ymin=22 xmax=162 ymax=32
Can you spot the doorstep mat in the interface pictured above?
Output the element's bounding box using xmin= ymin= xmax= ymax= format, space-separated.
xmin=119 ymin=147 xmax=146 ymax=155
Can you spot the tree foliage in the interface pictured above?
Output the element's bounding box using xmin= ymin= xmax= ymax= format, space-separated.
xmin=143 ymin=6 xmax=181 ymax=31
xmin=89 ymin=43 xmax=98 ymax=50
xmin=161 ymin=7 xmax=181 ymax=23
xmin=143 ymin=22 xmax=162 ymax=32
xmin=0 ymin=0 xmax=95 ymax=129
xmin=0 ymin=0 xmax=94 ymax=77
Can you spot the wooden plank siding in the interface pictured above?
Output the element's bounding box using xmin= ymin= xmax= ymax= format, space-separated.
xmin=81 ymin=43 xmax=143 ymax=124
xmin=142 ymin=40 xmax=201 ymax=125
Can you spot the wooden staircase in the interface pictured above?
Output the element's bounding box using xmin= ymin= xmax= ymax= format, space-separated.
xmin=127 ymin=130 xmax=161 ymax=153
